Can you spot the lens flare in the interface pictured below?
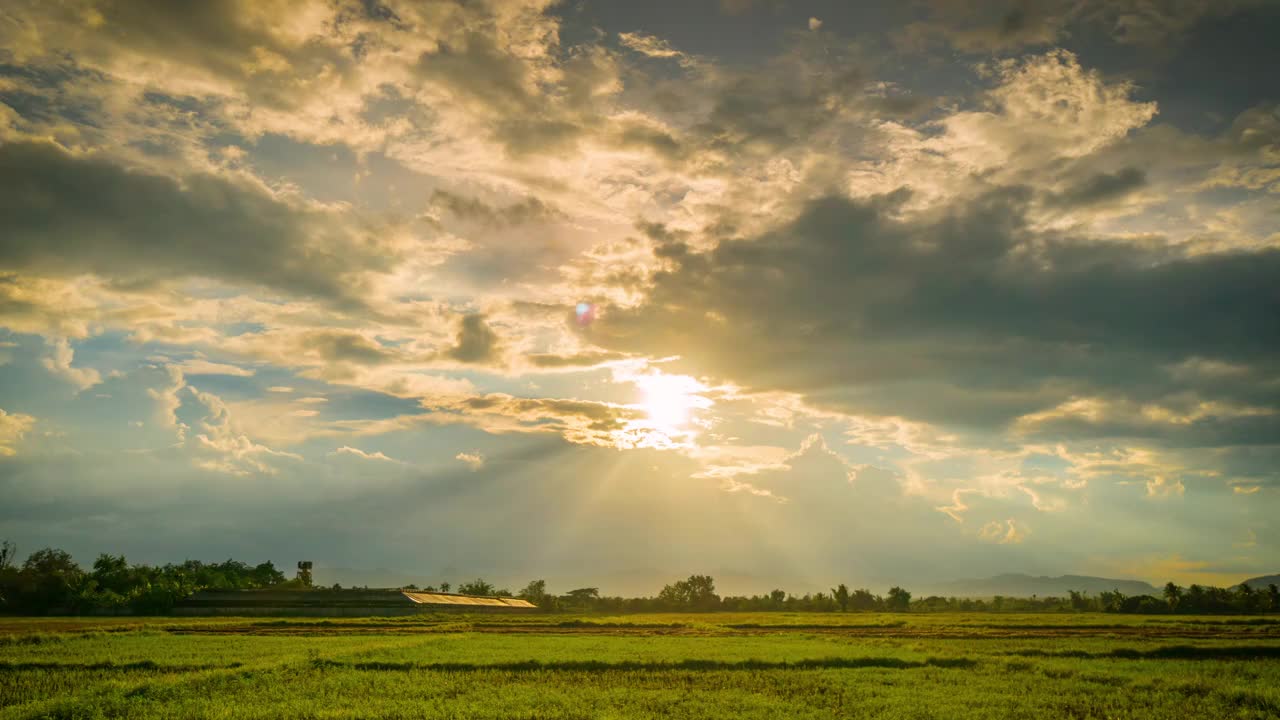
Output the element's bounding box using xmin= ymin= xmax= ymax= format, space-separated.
xmin=575 ymin=302 xmax=595 ymax=326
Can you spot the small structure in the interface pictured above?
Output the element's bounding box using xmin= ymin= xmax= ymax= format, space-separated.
xmin=296 ymin=561 xmax=313 ymax=586
xmin=174 ymin=588 xmax=536 ymax=616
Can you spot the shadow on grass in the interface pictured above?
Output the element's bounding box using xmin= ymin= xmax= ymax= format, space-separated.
xmin=1007 ymin=645 xmax=1280 ymax=660
xmin=725 ymin=622 xmax=908 ymax=630
xmin=310 ymin=656 xmax=976 ymax=672
xmin=1144 ymin=618 xmax=1280 ymax=626
xmin=0 ymin=660 xmax=241 ymax=672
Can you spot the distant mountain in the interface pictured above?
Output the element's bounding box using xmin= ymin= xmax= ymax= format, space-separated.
xmin=926 ymin=573 xmax=1159 ymax=598
xmin=1237 ymin=574 xmax=1280 ymax=589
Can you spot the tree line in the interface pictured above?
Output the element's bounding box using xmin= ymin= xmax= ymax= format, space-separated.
xmin=511 ymin=576 xmax=1279 ymax=614
xmin=0 ymin=541 xmax=292 ymax=614
xmin=2 ymin=541 xmax=1277 ymax=615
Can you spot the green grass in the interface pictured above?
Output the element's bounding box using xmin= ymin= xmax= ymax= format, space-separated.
xmin=1 ymin=614 xmax=1277 ymax=719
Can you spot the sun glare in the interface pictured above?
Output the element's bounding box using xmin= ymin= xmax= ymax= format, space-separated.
xmin=632 ymin=372 xmax=710 ymax=435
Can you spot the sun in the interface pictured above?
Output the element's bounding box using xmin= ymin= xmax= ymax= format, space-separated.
xmin=633 ymin=372 xmax=708 ymax=434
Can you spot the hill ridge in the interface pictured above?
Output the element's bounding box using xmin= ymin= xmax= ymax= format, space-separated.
xmin=927 ymin=573 xmax=1158 ymax=598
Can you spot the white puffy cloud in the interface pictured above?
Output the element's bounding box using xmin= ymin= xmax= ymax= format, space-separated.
xmin=332 ymin=446 xmax=401 ymax=464
xmin=980 ymin=518 xmax=1030 ymax=544
xmin=0 ymin=408 xmax=36 ymax=456
xmin=41 ymin=337 xmax=101 ymax=391
xmin=455 ymin=451 xmax=485 ymax=471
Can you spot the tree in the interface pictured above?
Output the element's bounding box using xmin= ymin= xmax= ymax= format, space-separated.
xmin=561 ymin=587 xmax=599 ymax=610
xmin=831 ymin=584 xmax=851 ymax=612
xmin=518 ymin=579 xmax=554 ymax=610
xmin=21 ymin=548 xmax=85 ymax=610
xmin=0 ymin=541 xmax=16 ymax=609
xmin=519 ymin=579 xmax=549 ymax=604
xmin=1163 ymin=582 xmax=1183 ymax=612
xmin=1099 ymin=589 xmax=1126 ymax=613
xmin=92 ymin=554 xmax=133 ymax=595
xmin=1237 ymin=583 xmax=1256 ymax=612
xmin=439 ymin=582 xmax=451 ymax=593
xmin=850 ymin=588 xmax=879 ymax=611
xmin=1183 ymin=584 xmax=1205 ymax=612
xmin=457 ymin=578 xmax=495 ymax=596
xmin=658 ymin=575 xmax=720 ymax=611
xmin=249 ymin=561 xmax=285 ymax=588
xmin=886 ymin=586 xmax=911 ymax=612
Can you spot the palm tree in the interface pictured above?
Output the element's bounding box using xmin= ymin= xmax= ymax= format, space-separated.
xmin=831 ymin=584 xmax=851 ymax=612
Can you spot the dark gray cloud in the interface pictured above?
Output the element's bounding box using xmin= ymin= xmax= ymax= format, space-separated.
xmin=1047 ymin=167 xmax=1147 ymax=208
xmin=899 ymin=0 xmax=1072 ymax=52
xmin=900 ymin=0 xmax=1267 ymax=53
xmin=0 ymin=141 xmax=390 ymax=304
xmin=1022 ymin=407 xmax=1280 ymax=449
xmin=302 ymin=331 xmax=400 ymax=366
xmin=592 ymin=189 xmax=1280 ymax=434
xmin=525 ymin=350 xmax=627 ymax=369
xmin=0 ymin=0 xmax=384 ymax=116
xmin=429 ymin=190 xmax=562 ymax=227
xmin=446 ymin=314 xmax=501 ymax=364
xmin=412 ymin=24 xmax=619 ymax=157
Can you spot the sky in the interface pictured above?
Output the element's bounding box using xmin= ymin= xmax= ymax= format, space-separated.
xmin=0 ymin=0 xmax=1277 ymax=595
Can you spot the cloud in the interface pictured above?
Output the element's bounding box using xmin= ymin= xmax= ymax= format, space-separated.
xmin=1015 ymin=394 xmax=1280 ymax=449
xmin=455 ymin=451 xmax=485 ymax=471
xmin=182 ymin=386 xmax=302 ymax=476
xmin=930 ymin=51 xmax=1158 ymax=172
xmin=332 ymin=446 xmax=401 ymax=464
xmin=41 ymin=337 xmax=101 ymax=391
xmin=0 ymin=408 xmax=36 ymax=456
xmin=1046 ymin=167 xmax=1148 ymax=208
xmin=593 ymin=189 xmax=1280 ymax=434
xmin=219 ymin=329 xmax=433 ymax=389
xmin=899 ymin=0 xmax=1073 ymax=52
xmin=618 ymin=32 xmax=689 ymax=63
xmin=409 ymin=5 xmax=620 ymax=158
xmin=899 ymin=0 xmax=1261 ymax=53
xmin=0 ymin=141 xmax=394 ymax=305
xmin=1081 ymin=0 xmax=1266 ymax=47
xmin=1146 ymin=475 xmax=1187 ymax=497
xmin=525 ymin=350 xmax=628 ymax=369
xmin=446 ymin=314 xmax=502 ymax=365
xmin=687 ymin=444 xmax=792 ymax=482
xmin=429 ymin=190 xmax=563 ymax=227
xmin=0 ymin=0 xmax=428 ymax=148
xmin=979 ymin=518 xmax=1030 ymax=544
xmin=176 ymin=359 xmax=256 ymax=377
xmin=324 ymin=391 xmax=642 ymax=450
xmin=808 ymin=17 xmax=823 ymax=31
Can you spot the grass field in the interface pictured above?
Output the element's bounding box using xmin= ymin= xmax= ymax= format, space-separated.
xmin=2 ymin=613 xmax=1278 ymax=719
